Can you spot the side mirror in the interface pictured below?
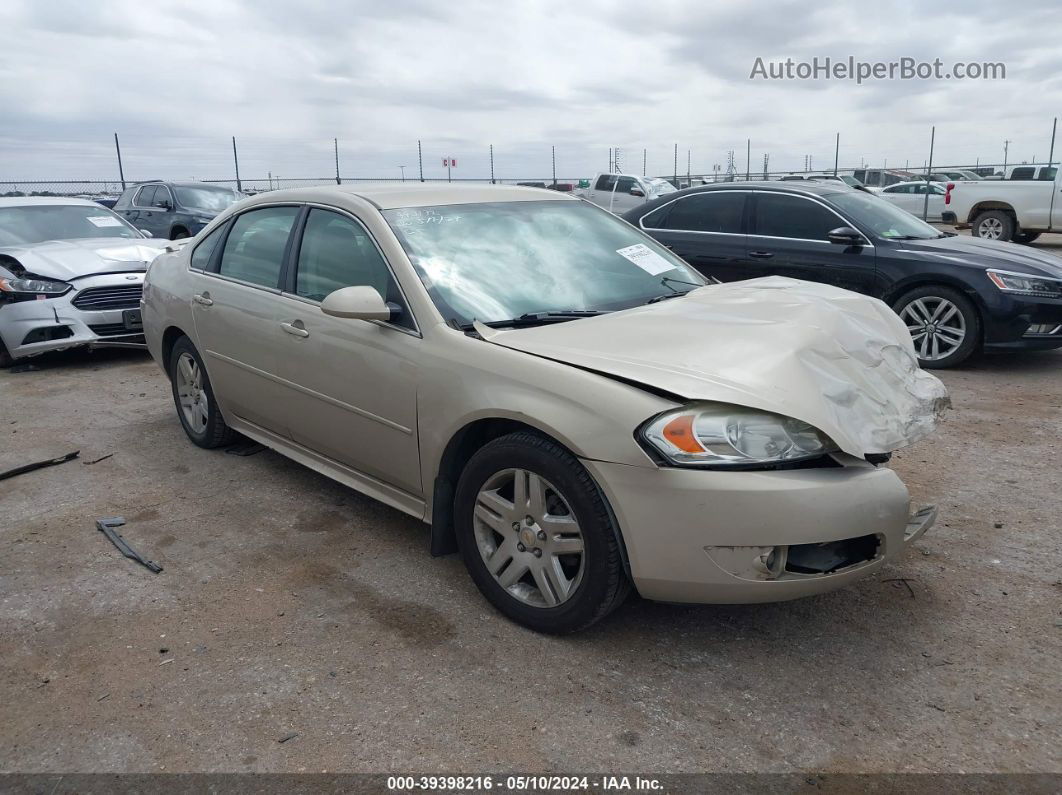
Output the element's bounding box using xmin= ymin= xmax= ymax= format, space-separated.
xmin=828 ymin=226 xmax=864 ymax=246
xmin=154 ymin=200 xmax=172 ymax=210
xmin=630 ymin=186 xmax=645 ymax=197
xmin=139 ymin=228 xmax=153 ymax=237
xmin=321 ymin=286 xmax=398 ymax=322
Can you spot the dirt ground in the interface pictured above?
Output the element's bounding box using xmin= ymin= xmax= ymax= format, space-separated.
xmin=2 ymin=252 xmax=1061 ymax=774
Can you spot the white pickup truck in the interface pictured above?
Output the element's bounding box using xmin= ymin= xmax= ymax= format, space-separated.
xmin=575 ymin=173 xmax=677 ymax=214
xmin=942 ymin=166 xmax=1060 ymax=243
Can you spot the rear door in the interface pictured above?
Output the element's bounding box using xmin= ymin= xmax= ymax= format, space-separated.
xmin=132 ymin=185 xmax=163 ymax=237
xmin=747 ymin=191 xmax=877 ymax=294
xmin=189 ymin=204 xmax=301 ymax=434
xmin=637 ymin=190 xmax=750 ymax=282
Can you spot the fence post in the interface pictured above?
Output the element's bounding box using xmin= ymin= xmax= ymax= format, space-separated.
xmin=418 ymin=140 xmax=424 ymax=182
xmin=833 ymin=132 xmax=840 ymax=176
xmin=551 ymin=145 xmax=556 ymax=186
xmin=1049 ymin=118 xmax=1057 ymax=168
xmin=490 ymin=144 xmax=495 ymax=184
xmin=921 ymin=126 xmax=935 ymax=221
xmin=232 ymin=136 xmax=242 ymax=193
xmin=334 ymin=138 xmax=341 ymax=185
xmin=642 ymin=148 xmax=646 ymax=177
xmin=673 ymin=143 xmax=677 ymax=186
xmin=113 ymin=133 xmax=126 ymax=190
xmin=746 ymin=138 xmax=750 ymax=181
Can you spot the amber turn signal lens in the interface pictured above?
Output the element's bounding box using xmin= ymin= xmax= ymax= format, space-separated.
xmin=661 ymin=414 xmax=706 ymax=454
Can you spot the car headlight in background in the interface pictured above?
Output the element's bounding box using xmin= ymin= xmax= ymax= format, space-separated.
xmin=641 ymin=403 xmax=838 ymax=468
xmin=0 ymin=276 xmax=71 ymax=297
xmin=986 ymin=269 xmax=1062 ymax=299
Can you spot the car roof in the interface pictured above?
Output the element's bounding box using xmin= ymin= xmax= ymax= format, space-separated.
xmin=135 ymin=181 xmax=235 ymax=190
xmin=676 ymin=180 xmax=848 ymax=197
xmin=238 ymin=183 xmax=576 ymax=210
xmin=0 ymin=196 xmax=106 ymax=207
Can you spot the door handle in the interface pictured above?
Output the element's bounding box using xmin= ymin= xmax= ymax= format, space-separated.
xmin=748 ymin=251 xmax=775 ymax=259
xmin=663 ymin=243 xmax=675 ymax=250
xmin=193 ymin=292 xmax=213 ymax=306
xmin=280 ymin=320 xmax=310 ymax=338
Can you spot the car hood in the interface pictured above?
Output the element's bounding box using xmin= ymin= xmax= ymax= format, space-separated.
xmin=475 ymin=277 xmax=949 ymax=458
xmin=894 ymin=234 xmax=1062 ymax=279
xmin=0 ymin=237 xmax=170 ymax=281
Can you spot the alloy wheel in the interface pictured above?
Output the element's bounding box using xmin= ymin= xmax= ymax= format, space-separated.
xmin=900 ymin=296 xmax=967 ymax=361
xmin=978 ymin=216 xmax=1004 ymax=240
xmin=472 ymin=468 xmax=585 ymax=608
xmin=175 ymin=352 xmax=209 ymax=433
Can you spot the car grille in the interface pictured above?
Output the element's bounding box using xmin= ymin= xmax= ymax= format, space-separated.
xmin=88 ymin=323 xmax=142 ymax=337
xmin=71 ymin=284 xmax=143 ymax=311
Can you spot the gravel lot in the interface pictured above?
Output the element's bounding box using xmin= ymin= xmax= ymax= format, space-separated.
xmin=2 ymin=241 xmax=1061 ymax=774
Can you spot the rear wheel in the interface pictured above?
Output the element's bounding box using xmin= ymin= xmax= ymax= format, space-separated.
xmin=1012 ymin=230 xmax=1041 ymax=244
xmin=971 ymin=210 xmax=1014 ymax=241
xmin=171 ymin=228 xmax=190 ymax=240
xmin=168 ymin=336 xmax=235 ymax=448
xmin=454 ymin=431 xmax=630 ymax=633
xmin=894 ymin=285 xmax=981 ymax=368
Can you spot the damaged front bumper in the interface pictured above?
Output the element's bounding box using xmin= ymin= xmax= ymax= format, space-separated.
xmin=584 ymin=457 xmax=934 ymax=604
xmin=0 ymin=273 xmax=146 ymax=360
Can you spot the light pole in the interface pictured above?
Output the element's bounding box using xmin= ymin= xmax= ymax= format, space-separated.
xmin=1003 ymin=139 xmax=1012 ymax=172
xmin=398 ymin=165 xmax=407 ymax=182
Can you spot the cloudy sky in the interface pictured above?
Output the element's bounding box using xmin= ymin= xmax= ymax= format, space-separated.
xmin=2 ymin=0 xmax=1061 ymax=186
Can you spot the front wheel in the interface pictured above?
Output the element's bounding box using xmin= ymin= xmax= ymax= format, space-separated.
xmin=168 ymin=336 xmax=235 ymax=448
xmin=894 ymin=285 xmax=981 ymax=368
xmin=454 ymin=431 xmax=630 ymax=633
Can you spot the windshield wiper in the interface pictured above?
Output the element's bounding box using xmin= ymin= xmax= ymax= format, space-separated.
xmin=646 ymin=274 xmax=704 ymax=304
xmin=455 ymin=309 xmax=608 ymax=332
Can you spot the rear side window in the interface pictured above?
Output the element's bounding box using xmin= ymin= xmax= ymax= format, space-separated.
xmin=1009 ymin=167 xmax=1035 ymax=180
xmin=190 ymin=222 xmax=227 ymax=270
xmin=594 ymin=174 xmax=617 ymax=191
xmin=135 ymin=186 xmax=157 ymax=207
xmin=753 ymin=194 xmax=841 ymax=241
xmin=1038 ymin=167 xmax=1057 ymax=181
xmin=217 ymin=206 xmax=299 ymax=288
xmin=661 ymin=192 xmax=746 ymax=234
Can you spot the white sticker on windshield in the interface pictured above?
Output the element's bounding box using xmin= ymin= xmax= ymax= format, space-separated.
xmin=87 ymin=216 xmax=124 ymax=228
xmin=616 ymin=243 xmax=673 ymax=276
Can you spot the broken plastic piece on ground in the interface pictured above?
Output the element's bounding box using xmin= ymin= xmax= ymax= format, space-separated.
xmin=95 ymin=516 xmax=163 ymax=573
xmin=0 ymin=450 xmax=79 ymax=481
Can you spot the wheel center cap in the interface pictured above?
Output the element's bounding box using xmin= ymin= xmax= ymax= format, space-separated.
xmin=518 ymin=527 xmax=537 ymax=549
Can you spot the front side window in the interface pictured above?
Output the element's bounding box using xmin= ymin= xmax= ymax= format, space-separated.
xmin=383 ymin=200 xmax=705 ymax=327
xmin=753 ymin=194 xmax=841 ymax=241
xmin=615 ymin=176 xmax=638 ymax=194
xmin=659 ymin=192 xmax=746 ymax=234
xmin=594 ymin=174 xmax=617 ymax=191
xmin=294 ymin=209 xmax=412 ymax=328
xmin=217 ymin=206 xmax=299 ymax=288
xmin=830 ymin=190 xmax=943 ymax=240
xmin=0 ymin=204 xmax=142 ymax=246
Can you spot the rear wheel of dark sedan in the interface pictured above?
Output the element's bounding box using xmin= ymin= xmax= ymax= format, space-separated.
xmin=454 ymin=431 xmax=630 ymax=633
xmin=1012 ymin=231 xmax=1041 ymax=244
xmin=168 ymin=336 xmax=235 ymax=448
xmin=971 ymin=210 xmax=1015 ymax=242
xmin=894 ymin=285 xmax=981 ymax=369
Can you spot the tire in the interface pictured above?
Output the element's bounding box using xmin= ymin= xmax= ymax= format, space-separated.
xmin=1012 ymin=230 xmax=1041 ymax=244
xmin=168 ymin=336 xmax=235 ymax=448
xmin=454 ymin=431 xmax=630 ymax=633
xmin=171 ymin=228 xmax=190 ymax=240
xmin=971 ymin=210 xmax=1015 ymax=242
xmin=893 ymin=285 xmax=981 ymax=369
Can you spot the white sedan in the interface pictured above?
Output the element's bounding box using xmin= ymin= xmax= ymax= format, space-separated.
xmin=878 ymin=181 xmax=947 ymax=222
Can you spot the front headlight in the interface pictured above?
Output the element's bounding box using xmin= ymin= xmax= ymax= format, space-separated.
xmin=640 ymin=403 xmax=838 ymax=468
xmin=987 ymin=269 xmax=1062 ymax=299
xmin=0 ymin=276 xmax=71 ymax=296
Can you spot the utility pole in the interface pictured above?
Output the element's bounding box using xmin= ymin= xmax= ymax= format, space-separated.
xmin=489 ymin=144 xmax=495 ymax=184
xmin=1049 ymin=118 xmax=1057 ymax=169
xmin=551 ymin=145 xmax=556 ymax=186
xmin=686 ymin=149 xmax=691 ymax=186
xmin=1003 ymin=139 xmax=1012 ymax=171
xmin=608 ymin=147 xmax=613 ymax=172
xmin=762 ymin=153 xmax=769 ymax=179
xmin=642 ymin=148 xmax=646 ymax=177
xmin=673 ymin=143 xmax=678 ymax=186
xmin=113 ymin=133 xmax=126 ymax=190
xmin=232 ymin=136 xmax=242 ymax=193
xmin=746 ymin=138 xmax=750 ymax=181
xmin=334 ymin=138 xmax=341 ymax=185
xmin=922 ymin=126 xmax=936 ymax=221
xmin=418 ymin=140 xmax=423 ymax=182
xmin=833 ymin=132 xmax=840 ymax=176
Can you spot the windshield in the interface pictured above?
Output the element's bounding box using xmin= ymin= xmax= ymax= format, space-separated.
xmin=173 ymin=185 xmax=240 ymax=212
xmin=383 ymin=200 xmax=706 ymax=326
xmin=0 ymin=204 xmax=141 ymax=246
xmin=830 ymin=191 xmax=943 ymax=240
xmin=648 ymin=178 xmax=677 ymax=197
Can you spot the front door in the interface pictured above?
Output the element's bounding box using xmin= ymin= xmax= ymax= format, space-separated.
xmin=638 ymin=190 xmax=750 ymax=283
xmin=273 ymin=207 xmax=422 ymax=495
xmin=190 ymin=204 xmax=301 ymax=434
xmin=747 ymin=191 xmax=877 ymax=295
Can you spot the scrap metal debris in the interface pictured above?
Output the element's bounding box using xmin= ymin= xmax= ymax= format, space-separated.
xmin=83 ymin=453 xmax=114 ymax=465
xmin=278 ymin=733 xmax=299 ymax=744
xmin=0 ymin=450 xmax=79 ymax=481
xmin=95 ymin=516 xmax=163 ymax=573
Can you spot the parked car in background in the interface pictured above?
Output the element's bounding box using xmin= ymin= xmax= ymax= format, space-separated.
xmin=1004 ymin=165 xmax=1057 ymax=181
xmin=623 ymin=182 xmax=1062 ymax=367
xmin=516 ymin=181 xmax=547 ymax=188
xmin=928 ymin=170 xmax=982 ymax=182
xmin=142 ymin=184 xmax=944 ymax=632
xmin=878 ymin=180 xmax=947 ymax=221
xmin=575 ymin=173 xmax=677 ymax=213
xmin=780 ymin=174 xmax=864 ymax=188
xmin=851 ymin=169 xmax=919 ymax=191
xmin=0 ymin=198 xmax=168 ymax=366
xmin=942 ymin=165 xmax=1062 ymax=242
xmin=547 ymin=182 xmax=575 ymax=192
xmin=112 ymin=181 xmax=242 ymax=240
